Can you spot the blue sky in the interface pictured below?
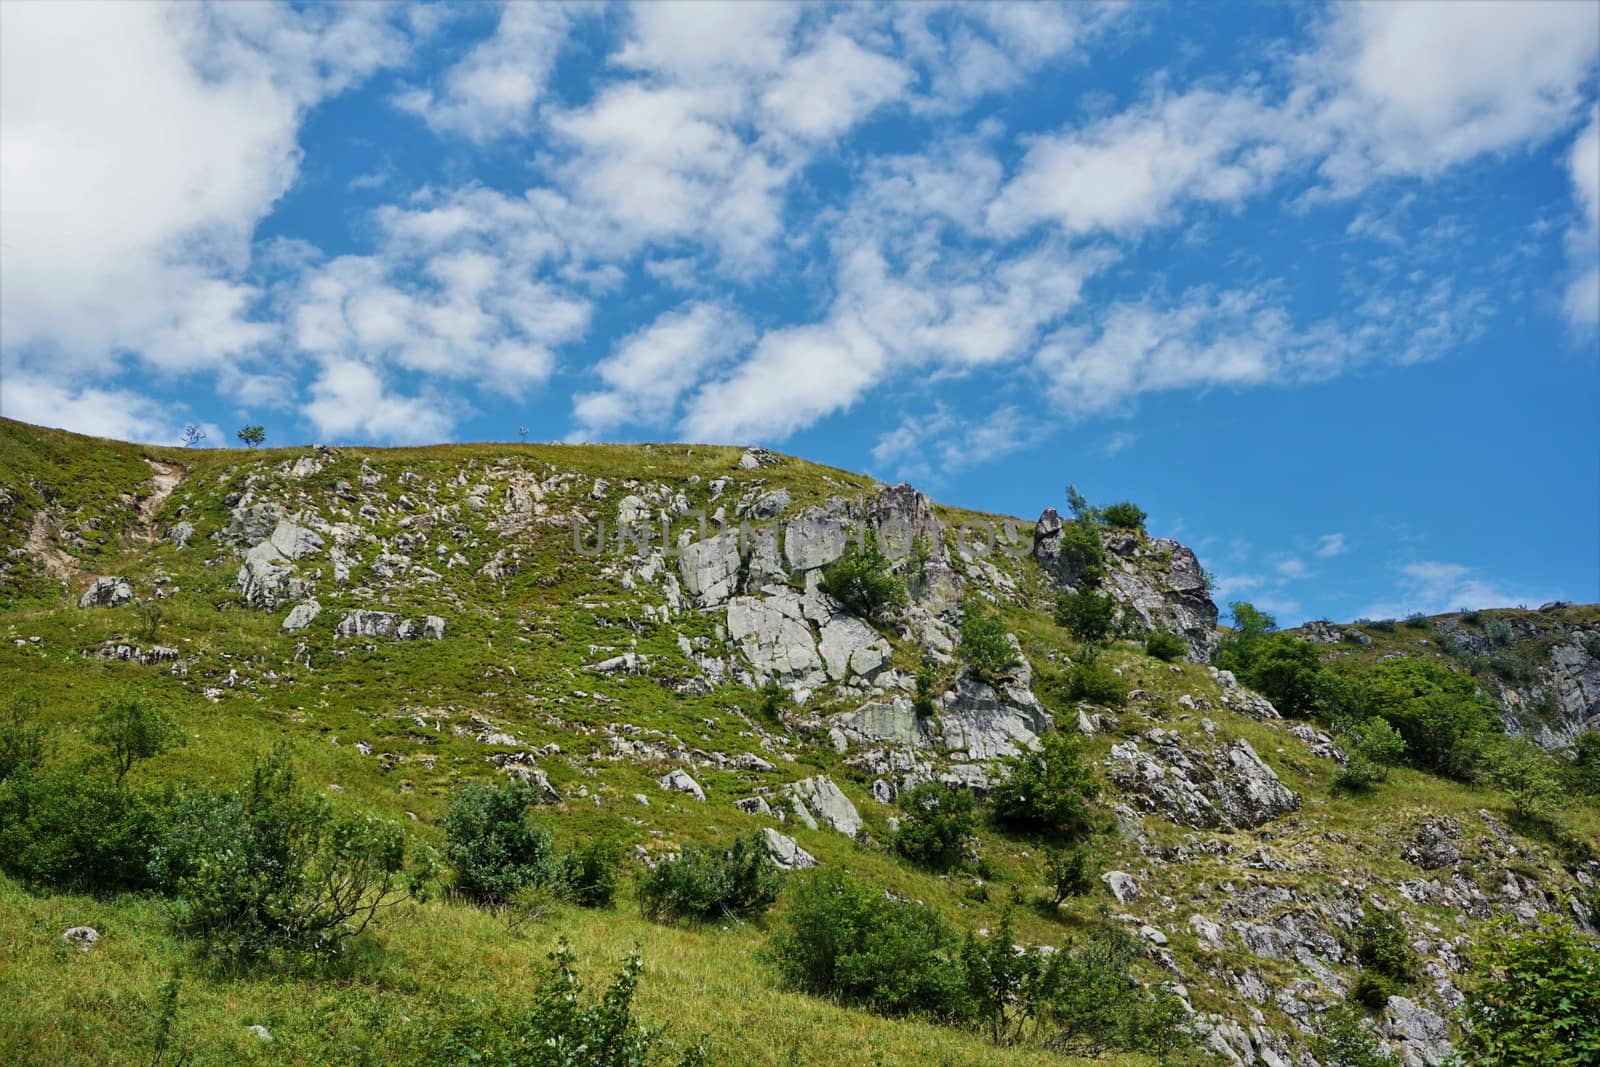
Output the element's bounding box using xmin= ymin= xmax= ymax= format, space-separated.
xmin=2 ymin=1 xmax=1597 ymax=623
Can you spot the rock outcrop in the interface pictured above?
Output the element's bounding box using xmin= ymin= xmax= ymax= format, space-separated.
xmin=78 ymin=576 xmax=132 ymax=608
xmin=1107 ymin=730 xmax=1299 ymax=830
xmin=786 ymin=775 xmax=862 ymax=837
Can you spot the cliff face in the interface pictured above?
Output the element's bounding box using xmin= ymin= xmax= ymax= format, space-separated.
xmin=1 ymin=417 xmax=1595 ymax=1067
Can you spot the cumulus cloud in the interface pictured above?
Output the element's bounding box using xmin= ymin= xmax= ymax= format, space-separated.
xmin=1358 ymin=560 xmax=1555 ymax=619
xmin=1314 ymin=533 xmax=1347 ymax=558
xmin=395 ymin=4 xmax=576 ymax=141
xmin=302 ymin=360 xmax=456 ymax=445
xmin=572 ymin=304 xmax=753 ymax=438
xmin=0 ymin=376 xmax=181 ymax=445
xmin=0 ymin=0 xmax=411 ymax=412
xmin=1563 ymin=110 xmax=1600 ymax=327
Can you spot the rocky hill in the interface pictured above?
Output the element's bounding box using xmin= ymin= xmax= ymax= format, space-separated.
xmin=1 ymin=416 xmax=1595 ymax=1067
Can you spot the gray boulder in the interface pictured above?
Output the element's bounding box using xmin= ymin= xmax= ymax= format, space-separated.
xmin=335 ymin=610 xmax=406 ymax=639
xmin=678 ymin=530 xmax=744 ymax=607
xmin=1102 ymin=871 xmax=1141 ymax=904
xmin=816 ymin=613 xmax=890 ymax=680
xmin=744 ymin=488 xmax=791 ymax=520
xmin=787 ymin=775 xmax=862 ymax=837
xmin=726 ymin=593 xmax=826 ymax=686
xmin=422 ymin=615 xmax=446 ymax=640
xmin=62 ymin=926 xmax=100 ymax=951
xmin=166 ymin=521 xmax=194 ymax=549
xmin=267 ymin=519 xmax=323 ymax=560
xmin=658 ymin=769 xmax=706 ymax=802
xmin=782 ymin=508 xmax=849 ymax=572
xmin=281 ymin=600 xmax=322 ymax=632
xmin=835 ymin=696 xmax=930 ymax=747
xmin=763 ymin=828 xmax=819 ymax=870
xmin=237 ymin=544 xmax=309 ymax=610
xmin=869 ymin=483 xmax=942 ymax=559
xmin=1381 ymin=996 xmax=1453 ymax=1067
xmin=78 ymin=576 xmax=133 ymax=609
xmin=221 ymin=501 xmax=284 ymax=545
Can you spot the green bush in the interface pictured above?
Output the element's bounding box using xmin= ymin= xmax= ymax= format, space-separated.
xmin=1484 ymin=617 xmax=1514 ymax=646
xmin=1401 ymin=613 xmax=1431 ymax=630
xmin=1584 ymin=635 xmax=1600 ymax=661
xmin=1458 ymin=916 xmax=1600 ymax=1067
xmin=912 ymin=666 xmax=940 ymax=719
xmin=1570 ymin=731 xmax=1600 ymax=795
xmin=444 ymin=780 xmax=555 ymax=904
xmin=423 ymin=940 xmax=707 ymax=1067
xmin=821 ymin=530 xmax=907 ymax=623
xmin=1361 ymin=658 xmax=1500 ymax=781
xmin=87 ymin=691 xmax=184 ymax=784
xmin=0 ymin=765 xmax=166 ymax=892
xmin=1054 ymin=588 xmax=1117 ymax=646
xmin=990 ymin=732 xmax=1098 ymax=840
xmin=1099 ymin=502 xmax=1146 ymax=530
xmin=1056 ymin=522 xmax=1106 ymax=586
xmin=756 ymin=679 xmax=788 ymax=723
xmin=1348 ymin=971 xmax=1395 ymax=1012
xmin=1042 ymin=844 xmax=1095 ymax=905
xmin=1355 ymin=909 xmax=1417 ymax=984
xmin=1144 ymin=631 xmax=1187 ymax=663
xmin=1486 ymin=650 xmax=1534 ymax=684
xmin=1462 ymin=610 xmax=1484 ymax=627
xmin=555 ymin=837 xmax=624 ymax=909
xmin=1242 ymin=634 xmax=1328 ymax=717
xmin=1064 ymin=660 xmax=1127 ymax=708
xmin=154 ymin=743 xmax=415 ymax=962
xmin=1487 ymin=738 xmax=1566 ymax=825
xmin=1335 ymin=717 xmax=1408 ymax=791
xmin=1357 ymin=618 xmax=1399 ymax=633
xmin=958 ymin=607 xmax=1019 ymax=681
xmin=768 ymin=868 xmax=963 ymax=1018
xmin=638 ymin=834 xmax=780 ymax=923
xmin=892 ymin=782 xmax=976 ymax=870
xmin=1312 ymin=1004 xmax=1397 ymax=1066
xmin=0 ymin=691 xmax=51 ymax=783
xmin=1213 ymin=601 xmax=1278 ymax=674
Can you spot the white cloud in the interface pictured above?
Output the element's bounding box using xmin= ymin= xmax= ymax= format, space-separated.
xmin=988 ymin=89 xmax=1300 ymax=238
xmin=1101 ymin=431 xmax=1137 ymax=457
xmin=1563 ymin=111 xmax=1600 ymax=328
xmin=1314 ymin=533 xmax=1347 ymax=558
xmin=1308 ymin=1 xmax=1600 ymax=192
xmin=395 ymin=4 xmax=576 ymax=141
xmin=572 ymin=304 xmax=752 ymax=438
xmin=302 ymin=360 xmax=455 ymax=444
xmin=0 ymin=1 xmax=410 ymax=404
xmin=1277 ymin=558 xmax=1309 ymax=580
xmin=870 ymin=404 xmax=1036 ymax=483
xmin=0 ymin=375 xmax=178 ymax=444
xmin=1358 ymin=560 xmax=1555 ymax=619
xmin=760 ymin=33 xmax=910 ymax=141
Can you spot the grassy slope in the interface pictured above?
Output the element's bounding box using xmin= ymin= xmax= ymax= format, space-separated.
xmin=0 ymin=418 xmax=1595 ymax=1066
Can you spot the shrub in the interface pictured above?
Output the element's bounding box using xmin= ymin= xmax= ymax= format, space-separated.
xmin=1099 ymin=501 xmax=1146 ymax=530
xmin=0 ymin=765 xmax=166 ymax=892
xmin=1335 ymin=717 xmax=1408 ymax=791
xmin=990 ymin=731 xmax=1098 ymax=840
xmin=1054 ymin=587 xmax=1117 ymax=646
xmin=1570 ymin=731 xmax=1600 ymax=795
xmin=1312 ymin=1004 xmax=1398 ymax=1066
xmin=1458 ymin=916 xmax=1600 ymax=1067
xmin=444 ymin=780 xmax=555 ymax=903
xmin=88 ymin=691 xmax=184 ymax=784
xmin=1348 ymin=971 xmax=1395 ymax=1012
xmin=1355 ymin=909 xmax=1417 ymax=984
xmin=1484 ymin=617 xmax=1514 ymax=646
xmin=1242 ymin=634 xmax=1328 ymax=717
xmin=1064 ymin=660 xmax=1128 ymax=708
xmin=1402 ymin=613 xmax=1432 ymax=630
xmin=756 ymin=679 xmax=788 ymax=723
xmin=892 ymin=783 xmax=976 ymax=870
xmin=912 ymin=666 xmax=940 ymax=718
xmin=1144 ymin=631 xmax=1187 ymax=663
xmin=424 ymin=940 xmax=707 ymax=1067
xmin=1486 ymin=649 xmax=1534 ymax=685
xmin=1043 ymin=844 xmax=1095 ymax=905
xmin=768 ymin=868 xmax=963 ymax=1018
xmin=1212 ymin=601 xmax=1278 ymax=674
xmin=1357 ymin=617 xmax=1398 ymax=633
xmin=0 ymin=691 xmax=51 ymax=782
xmin=821 ymin=530 xmax=907 ymax=623
xmin=133 ymin=598 xmax=165 ymax=642
xmin=1056 ymin=521 xmax=1106 ymax=586
xmin=1361 ymin=658 xmax=1500 ymax=781
xmin=1487 ymin=738 xmax=1566 ymax=825
xmin=958 ymin=607 xmax=1019 ymax=681
xmin=154 ymin=743 xmax=415 ymax=961
xmin=1584 ymin=635 xmax=1600 ymax=662
xmin=554 ymin=837 xmax=624 ymax=909
xmin=638 ymin=834 xmax=780 ymax=923
xmin=1462 ymin=610 xmax=1484 ymax=627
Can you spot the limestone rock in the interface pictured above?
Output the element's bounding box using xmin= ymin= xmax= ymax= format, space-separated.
xmin=422 ymin=615 xmax=446 ymax=640
xmin=62 ymin=926 xmax=100 ymax=951
xmin=763 ymin=828 xmax=819 ymax=870
xmin=1381 ymin=996 xmax=1453 ymax=1067
xmin=726 ymin=593 xmax=825 ymax=686
xmin=834 ymin=696 xmax=930 ymax=748
xmin=1403 ymin=818 xmax=1462 ymax=870
xmin=237 ymin=545 xmax=309 ymax=610
xmin=658 ymin=769 xmax=705 ymax=802
xmin=281 ymin=600 xmax=322 ymax=632
xmin=868 ymin=483 xmax=942 ymax=559
xmin=222 ymin=501 xmax=284 ymax=545
xmin=1107 ymin=730 xmax=1299 ymax=830
xmin=938 ymin=670 xmax=1051 ymax=760
xmin=1102 ymin=870 xmax=1141 ymax=904
xmin=745 ymin=488 xmax=792 ymax=520
xmin=267 ymin=519 xmax=323 ymax=560
xmin=787 ymin=775 xmax=862 ymax=837
xmin=816 ymin=614 xmax=890 ymax=680
xmin=335 ymin=610 xmax=406 ymax=639
xmin=166 ymin=522 xmax=194 ymax=549
xmin=783 ymin=508 xmax=849 ymax=572
xmin=678 ymin=530 xmax=744 ymax=607
xmin=78 ymin=576 xmax=133 ymax=609
xmin=616 ymin=495 xmax=650 ymax=527
xmin=739 ymin=447 xmax=780 ymax=470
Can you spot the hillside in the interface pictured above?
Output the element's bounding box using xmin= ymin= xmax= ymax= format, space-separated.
xmin=0 ymin=416 xmax=1596 ymax=1067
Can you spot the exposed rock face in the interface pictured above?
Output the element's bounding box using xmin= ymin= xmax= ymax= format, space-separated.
xmin=834 ymin=696 xmax=930 ymax=748
xmin=166 ymin=522 xmax=194 ymax=549
xmin=678 ymin=530 xmax=744 ymax=607
xmin=783 ymin=507 xmax=850 ymax=573
xmin=267 ymin=519 xmax=323 ymax=560
xmin=237 ymin=544 xmax=309 ymax=610
xmin=78 ymin=576 xmax=133 ymax=608
xmin=1032 ymin=509 xmax=1219 ymax=662
xmin=1403 ymin=818 xmax=1462 ymax=870
xmin=422 ymin=615 xmax=446 ymax=640
xmin=762 ymin=828 xmax=819 ymax=869
xmin=62 ymin=927 xmax=100 ymax=951
xmin=334 ymin=610 xmax=438 ymax=641
xmin=938 ymin=669 xmax=1051 ymax=760
xmin=1107 ymin=730 xmax=1299 ymax=830
xmin=725 ymin=587 xmax=890 ymax=689
xmin=221 ymin=501 xmax=284 ymax=545
xmin=1381 ymin=996 xmax=1453 ymax=1067
xmin=869 ymin=483 xmax=941 ymax=559
xmin=787 ymin=775 xmax=862 ymax=837
xmin=1102 ymin=870 xmax=1141 ymax=904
